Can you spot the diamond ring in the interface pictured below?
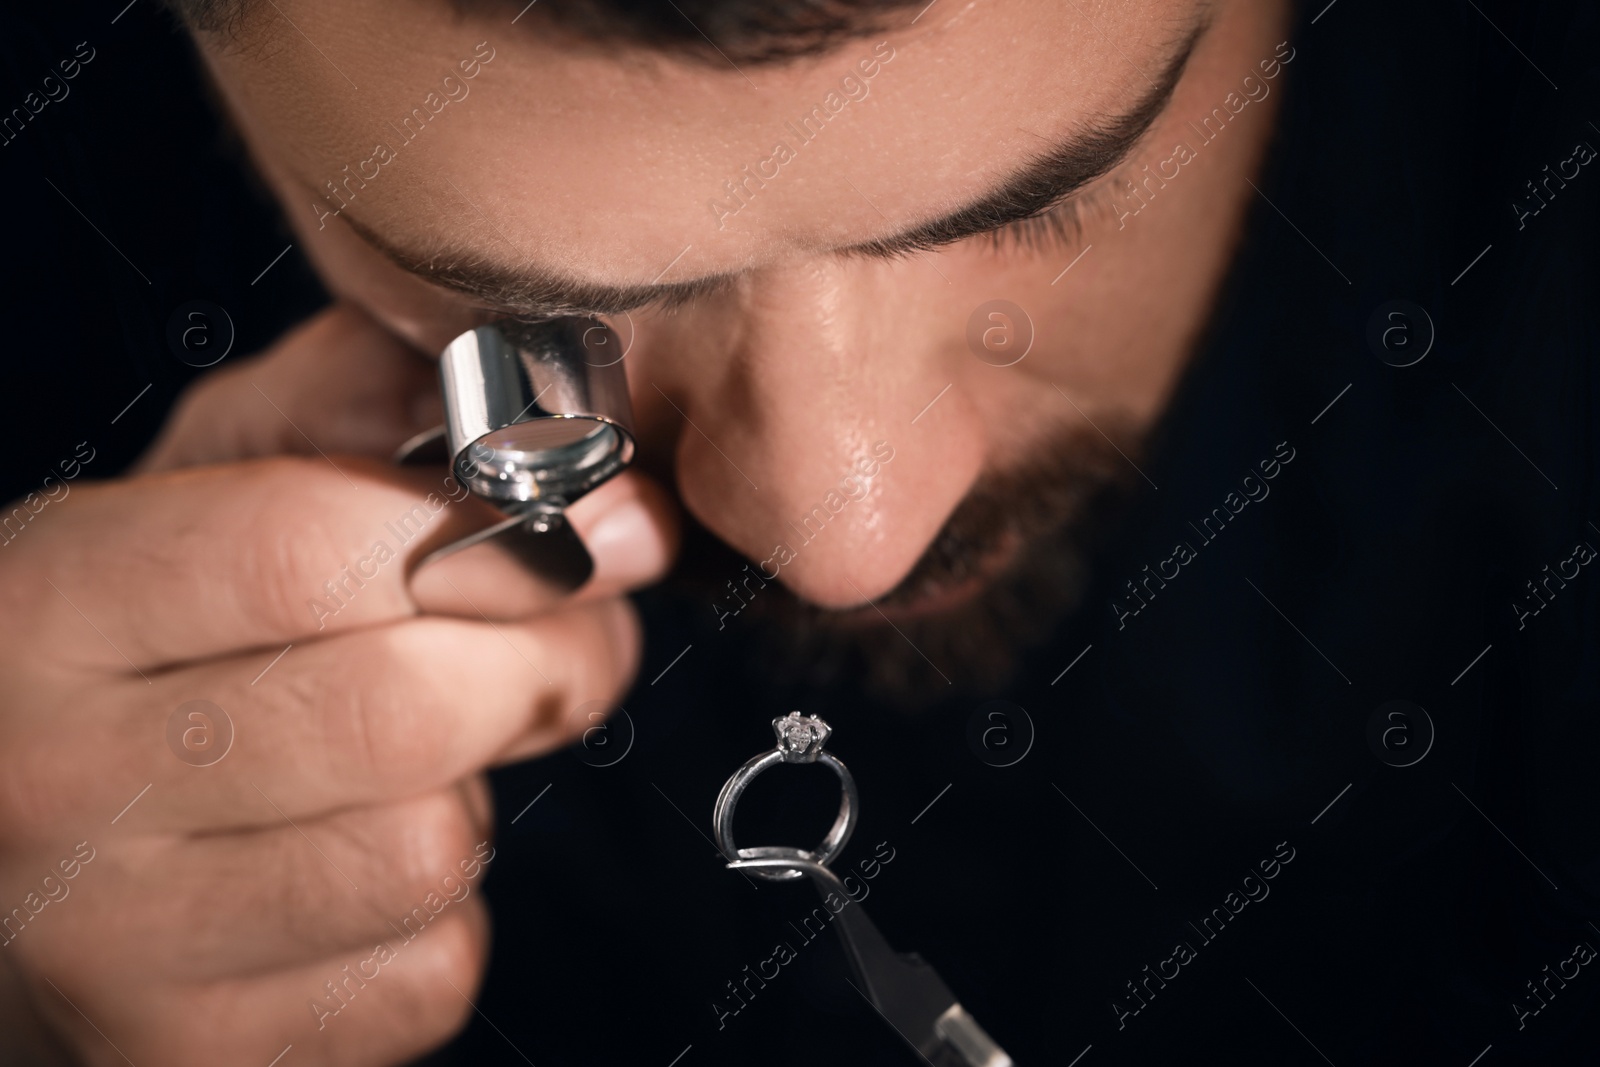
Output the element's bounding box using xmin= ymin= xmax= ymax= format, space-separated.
xmin=713 ymin=712 xmax=859 ymax=883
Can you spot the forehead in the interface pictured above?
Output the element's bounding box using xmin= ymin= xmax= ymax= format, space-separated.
xmin=203 ymin=0 xmax=1193 ymax=285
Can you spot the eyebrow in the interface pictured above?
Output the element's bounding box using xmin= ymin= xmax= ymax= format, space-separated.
xmin=342 ymin=19 xmax=1208 ymax=320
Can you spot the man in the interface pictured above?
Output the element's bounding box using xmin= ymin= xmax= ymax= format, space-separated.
xmin=2 ymin=0 xmax=1596 ymax=1063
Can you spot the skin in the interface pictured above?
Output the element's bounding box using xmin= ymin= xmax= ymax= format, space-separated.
xmin=0 ymin=0 xmax=1286 ymax=1062
xmin=208 ymin=0 xmax=1289 ymax=607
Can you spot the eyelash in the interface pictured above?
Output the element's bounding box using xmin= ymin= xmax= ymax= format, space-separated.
xmin=979 ymin=192 xmax=1095 ymax=255
xmin=488 ymin=187 xmax=1103 ymax=324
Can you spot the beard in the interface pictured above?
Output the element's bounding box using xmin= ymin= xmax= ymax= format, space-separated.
xmin=666 ymin=422 xmax=1141 ymax=710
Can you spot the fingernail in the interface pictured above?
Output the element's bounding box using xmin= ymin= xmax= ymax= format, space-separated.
xmin=583 ymin=493 xmax=667 ymax=590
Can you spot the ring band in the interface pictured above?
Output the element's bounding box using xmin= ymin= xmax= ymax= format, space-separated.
xmin=714 ymin=712 xmax=858 ymax=883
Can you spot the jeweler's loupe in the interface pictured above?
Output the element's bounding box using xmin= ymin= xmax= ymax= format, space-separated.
xmin=395 ymin=318 xmax=636 ymax=591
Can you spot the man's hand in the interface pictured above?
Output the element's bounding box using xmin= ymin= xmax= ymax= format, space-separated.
xmin=0 ymin=304 xmax=677 ymax=1065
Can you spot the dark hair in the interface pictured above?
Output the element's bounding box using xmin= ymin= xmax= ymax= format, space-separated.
xmin=160 ymin=0 xmax=923 ymax=63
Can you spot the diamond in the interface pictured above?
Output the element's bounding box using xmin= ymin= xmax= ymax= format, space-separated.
xmin=772 ymin=711 xmax=831 ymax=763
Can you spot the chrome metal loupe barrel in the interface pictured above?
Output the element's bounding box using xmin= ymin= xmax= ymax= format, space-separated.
xmin=395 ymin=318 xmax=635 ymax=590
xmin=442 ymin=319 xmax=634 ymax=511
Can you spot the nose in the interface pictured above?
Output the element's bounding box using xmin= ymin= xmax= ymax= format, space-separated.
xmin=639 ymin=259 xmax=985 ymax=608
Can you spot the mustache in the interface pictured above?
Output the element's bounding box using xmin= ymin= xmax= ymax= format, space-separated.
xmin=670 ymin=419 xmax=1143 ymax=708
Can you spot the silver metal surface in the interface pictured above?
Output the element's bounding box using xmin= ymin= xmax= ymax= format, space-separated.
xmin=721 ymin=764 xmax=1015 ymax=1067
xmin=935 ymin=1005 xmax=1014 ymax=1067
xmin=439 ymin=319 xmax=635 ymax=507
xmin=714 ymin=712 xmax=858 ymax=884
xmin=730 ymin=854 xmax=1014 ymax=1067
xmin=394 ymin=318 xmax=636 ymax=592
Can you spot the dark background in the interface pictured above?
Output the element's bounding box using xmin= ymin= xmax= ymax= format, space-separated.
xmin=3 ymin=0 xmax=1598 ymax=1063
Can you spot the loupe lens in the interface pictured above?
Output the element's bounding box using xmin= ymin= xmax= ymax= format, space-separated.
xmin=441 ymin=319 xmax=636 ymax=509
xmin=458 ymin=420 xmax=628 ymax=505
